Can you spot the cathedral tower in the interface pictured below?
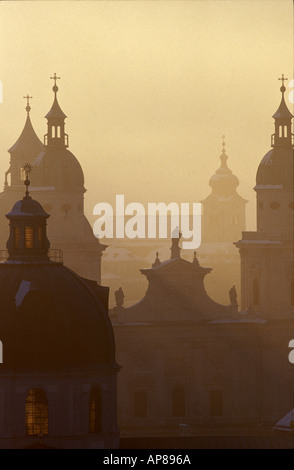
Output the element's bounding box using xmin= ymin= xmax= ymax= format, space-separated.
xmin=235 ymin=75 xmax=294 ymax=319
xmin=0 ymin=76 xmax=106 ymax=283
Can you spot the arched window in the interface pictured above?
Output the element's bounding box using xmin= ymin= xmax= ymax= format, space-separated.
xmin=25 ymin=226 xmax=34 ymax=249
xmin=284 ymin=126 xmax=288 ymax=137
xmin=52 ymin=126 xmax=55 ymax=138
xmin=172 ymin=386 xmax=186 ymax=417
xmin=89 ymin=387 xmax=102 ymax=433
xmin=252 ymin=278 xmax=259 ymax=305
xmin=210 ymin=389 xmax=223 ymax=416
xmin=25 ymin=388 xmax=48 ymax=436
xmin=57 ymin=126 xmax=61 ymax=138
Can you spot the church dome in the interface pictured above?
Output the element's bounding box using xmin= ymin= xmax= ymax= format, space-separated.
xmin=256 ymin=147 xmax=293 ymax=189
xmin=30 ymin=75 xmax=85 ymax=192
xmin=255 ymin=79 xmax=293 ymax=190
xmin=0 ymin=263 xmax=116 ymax=371
xmin=209 ymin=137 xmax=239 ymax=198
xmin=0 ymin=173 xmax=117 ymax=372
xmin=32 ymin=147 xmax=85 ymax=191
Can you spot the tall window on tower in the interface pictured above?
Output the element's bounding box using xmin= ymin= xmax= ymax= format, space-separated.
xmin=25 ymin=388 xmax=49 ymax=436
xmin=25 ymin=226 xmax=34 ymax=249
xmin=89 ymin=387 xmax=102 ymax=433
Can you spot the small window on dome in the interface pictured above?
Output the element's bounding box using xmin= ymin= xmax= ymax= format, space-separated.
xmin=52 ymin=126 xmax=55 ymax=138
xmin=270 ymin=202 xmax=280 ymax=210
xmin=14 ymin=226 xmax=20 ymax=249
xmin=284 ymin=126 xmax=288 ymax=137
xmin=57 ymin=126 xmax=60 ymax=138
xmin=25 ymin=226 xmax=34 ymax=249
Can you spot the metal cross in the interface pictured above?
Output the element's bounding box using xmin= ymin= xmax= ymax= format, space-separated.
xmin=50 ymin=73 xmax=61 ymax=86
xmin=278 ymin=74 xmax=288 ymax=87
xmin=23 ymin=94 xmax=32 ymax=107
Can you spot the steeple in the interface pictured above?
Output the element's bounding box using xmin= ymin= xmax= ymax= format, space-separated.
xmin=5 ymin=165 xmax=50 ymax=262
xmin=6 ymin=96 xmax=44 ymax=188
xmin=208 ymin=135 xmax=240 ymax=198
xmin=44 ymin=73 xmax=68 ymax=148
xmin=271 ymin=74 xmax=294 ymax=148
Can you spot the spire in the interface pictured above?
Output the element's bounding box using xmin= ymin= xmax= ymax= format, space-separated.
xmin=208 ymin=136 xmax=239 ymax=197
xmin=219 ymin=134 xmax=229 ymax=169
xmin=271 ymin=74 xmax=294 ymax=148
xmin=23 ymin=163 xmax=32 ymax=198
xmin=5 ymin=166 xmax=50 ymax=263
xmin=23 ymin=94 xmax=32 ymax=115
xmin=44 ymin=74 xmax=68 ymax=148
xmin=8 ymin=97 xmax=43 ymax=155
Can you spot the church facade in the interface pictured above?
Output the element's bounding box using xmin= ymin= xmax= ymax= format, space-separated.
xmin=110 ymin=78 xmax=294 ymax=435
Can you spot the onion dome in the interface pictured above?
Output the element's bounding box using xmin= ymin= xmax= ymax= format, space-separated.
xmin=256 ymin=75 xmax=293 ymax=189
xmin=0 ymin=170 xmax=117 ymax=371
xmin=209 ymin=136 xmax=239 ymax=198
xmin=31 ymin=74 xmax=85 ymax=191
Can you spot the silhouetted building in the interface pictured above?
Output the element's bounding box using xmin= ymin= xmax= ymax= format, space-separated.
xmin=110 ymin=78 xmax=294 ymax=436
xmin=0 ymin=173 xmax=119 ymax=449
xmin=197 ymin=136 xmax=247 ymax=304
xmin=235 ymin=75 xmax=294 ymax=319
xmin=0 ymin=77 xmax=106 ymax=283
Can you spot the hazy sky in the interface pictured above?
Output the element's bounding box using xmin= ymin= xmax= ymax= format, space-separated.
xmin=0 ymin=0 xmax=292 ymax=230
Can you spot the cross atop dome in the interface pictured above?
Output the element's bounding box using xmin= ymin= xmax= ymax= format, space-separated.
xmin=23 ymin=94 xmax=32 ymax=114
xmin=50 ymin=73 xmax=61 ymax=95
xmin=278 ymin=73 xmax=287 ymax=93
xmin=22 ymin=163 xmax=33 ymax=198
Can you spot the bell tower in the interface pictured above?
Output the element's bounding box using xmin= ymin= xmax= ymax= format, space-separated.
xmin=44 ymin=73 xmax=68 ymax=149
xmin=235 ymin=75 xmax=294 ymax=319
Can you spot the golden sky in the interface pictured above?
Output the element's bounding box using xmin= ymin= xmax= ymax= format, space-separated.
xmin=0 ymin=0 xmax=292 ymax=230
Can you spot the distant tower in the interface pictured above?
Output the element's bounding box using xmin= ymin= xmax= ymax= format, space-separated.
xmin=200 ymin=135 xmax=247 ymax=243
xmin=4 ymin=95 xmax=43 ymax=190
xmin=235 ymin=75 xmax=294 ymax=318
xmin=197 ymin=137 xmax=247 ymax=304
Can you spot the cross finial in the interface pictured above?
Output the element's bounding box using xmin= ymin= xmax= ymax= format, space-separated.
xmin=50 ymin=73 xmax=60 ymax=95
xmin=23 ymin=94 xmax=32 ymax=114
xmin=278 ymin=74 xmax=287 ymax=93
xmin=50 ymin=73 xmax=60 ymax=87
xmin=22 ymin=163 xmax=33 ymax=197
xmin=222 ymin=134 xmax=226 ymax=153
